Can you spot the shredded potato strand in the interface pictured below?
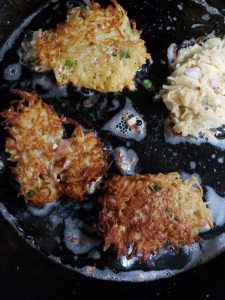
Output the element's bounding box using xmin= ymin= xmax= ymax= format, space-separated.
xmin=161 ymin=37 xmax=225 ymax=137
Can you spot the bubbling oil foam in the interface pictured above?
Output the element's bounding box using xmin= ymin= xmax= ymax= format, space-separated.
xmin=190 ymin=161 xmax=196 ymax=170
xmin=192 ymin=0 xmax=225 ymax=22
xmin=205 ymin=186 xmax=225 ymax=227
xmin=4 ymin=63 xmax=22 ymax=81
xmin=102 ymin=98 xmax=146 ymax=142
xmin=114 ymin=147 xmax=139 ymax=175
xmin=164 ymin=120 xmax=225 ymax=150
xmin=120 ymin=256 xmax=139 ymax=268
xmin=78 ymin=233 xmax=225 ymax=281
xmin=218 ymin=157 xmax=224 ymax=164
xmin=181 ymin=172 xmax=202 ymax=184
xmin=28 ymin=202 xmax=58 ymax=217
xmin=64 ymin=217 xmax=100 ymax=255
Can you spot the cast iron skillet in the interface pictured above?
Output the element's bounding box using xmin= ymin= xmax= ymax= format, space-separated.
xmin=1 ymin=0 xmax=225 ymax=298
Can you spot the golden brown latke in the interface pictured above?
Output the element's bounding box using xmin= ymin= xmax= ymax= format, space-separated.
xmin=99 ymin=172 xmax=212 ymax=259
xmin=1 ymin=89 xmax=108 ymax=205
xmin=1 ymin=89 xmax=63 ymax=205
xmin=33 ymin=0 xmax=150 ymax=92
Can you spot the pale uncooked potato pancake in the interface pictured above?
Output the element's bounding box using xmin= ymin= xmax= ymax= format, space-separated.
xmin=99 ymin=172 xmax=212 ymax=258
xmin=160 ymin=37 xmax=225 ymax=137
xmin=31 ymin=0 xmax=150 ymax=92
xmin=1 ymin=89 xmax=108 ymax=205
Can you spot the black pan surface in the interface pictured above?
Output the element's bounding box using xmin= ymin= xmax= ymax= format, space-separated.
xmin=1 ymin=0 xmax=225 ymax=296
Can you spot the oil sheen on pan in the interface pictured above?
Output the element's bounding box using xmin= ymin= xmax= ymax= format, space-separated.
xmin=1 ymin=0 xmax=225 ymax=282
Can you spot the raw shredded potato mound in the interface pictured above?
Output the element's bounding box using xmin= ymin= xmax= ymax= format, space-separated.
xmin=1 ymin=90 xmax=108 ymax=205
xmin=161 ymin=37 xmax=225 ymax=137
xmin=99 ymin=172 xmax=212 ymax=259
xmin=33 ymin=0 xmax=150 ymax=92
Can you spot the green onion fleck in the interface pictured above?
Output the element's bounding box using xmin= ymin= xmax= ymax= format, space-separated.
xmin=142 ymin=79 xmax=152 ymax=89
xmin=121 ymin=51 xmax=130 ymax=59
xmin=64 ymin=59 xmax=77 ymax=68
xmin=27 ymin=190 xmax=35 ymax=197
xmin=152 ymin=184 xmax=161 ymax=192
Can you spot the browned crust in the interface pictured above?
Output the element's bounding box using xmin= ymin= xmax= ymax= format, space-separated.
xmin=35 ymin=0 xmax=151 ymax=92
xmin=1 ymin=89 xmax=109 ymax=205
xmin=99 ymin=173 xmax=213 ymax=259
xmin=54 ymin=124 xmax=109 ymax=201
xmin=1 ymin=89 xmax=63 ymax=205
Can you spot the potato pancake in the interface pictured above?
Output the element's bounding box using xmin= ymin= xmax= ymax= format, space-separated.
xmin=2 ymin=89 xmax=108 ymax=205
xmin=33 ymin=0 xmax=150 ymax=92
xmin=99 ymin=172 xmax=212 ymax=259
xmin=160 ymin=37 xmax=225 ymax=137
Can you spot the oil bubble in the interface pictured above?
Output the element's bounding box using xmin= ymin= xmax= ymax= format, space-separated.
xmin=114 ymin=147 xmax=139 ymax=175
xmin=102 ymin=98 xmax=146 ymax=142
xmin=64 ymin=218 xmax=101 ymax=255
xmin=4 ymin=63 xmax=22 ymax=81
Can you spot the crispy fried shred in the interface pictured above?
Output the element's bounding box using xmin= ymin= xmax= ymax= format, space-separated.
xmin=99 ymin=172 xmax=213 ymax=259
xmin=1 ymin=89 xmax=108 ymax=205
xmin=33 ymin=0 xmax=150 ymax=92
